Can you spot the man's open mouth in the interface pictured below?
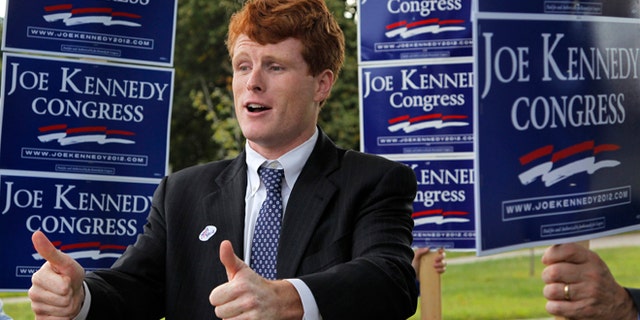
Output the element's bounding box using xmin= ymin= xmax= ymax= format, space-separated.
xmin=247 ymin=103 xmax=270 ymax=113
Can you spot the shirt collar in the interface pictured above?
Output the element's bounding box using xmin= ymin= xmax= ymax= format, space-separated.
xmin=246 ymin=128 xmax=318 ymax=190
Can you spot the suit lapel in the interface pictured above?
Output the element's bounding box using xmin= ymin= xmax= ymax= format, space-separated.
xmin=202 ymin=134 xmax=343 ymax=278
xmin=201 ymin=154 xmax=247 ymax=260
xmin=277 ymin=132 xmax=340 ymax=278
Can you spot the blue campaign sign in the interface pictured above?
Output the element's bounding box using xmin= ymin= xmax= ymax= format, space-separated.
xmin=358 ymin=0 xmax=472 ymax=63
xmin=360 ymin=61 xmax=473 ymax=155
xmin=402 ymin=158 xmax=475 ymax=250
xmin=0 ymin=53 xmax=173 ymax=179
xmin=477 ymin=1 xmax=640 ymax=18
xmin=474 ymin=2 xmax=640 ymax=255
xmin=0 ymin=173 xmax=159 ymax=290
xmin=2 ymin=0 xmax=177 ymax=66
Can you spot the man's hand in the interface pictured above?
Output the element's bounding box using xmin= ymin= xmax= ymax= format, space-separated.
xmin=209 ymin=240 xmax=303 ymax=319
xmin=29 ymin=230 xmax=86 ymax=319
xmin=541 ymin=243 xmax=637 ymax=320
xmin=412 ymin=247 xmax=446 ymax=276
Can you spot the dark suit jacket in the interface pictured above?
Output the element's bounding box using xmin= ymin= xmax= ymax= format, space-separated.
xmin=627 ymin=288 xmax=640 ymax=314
xmin=85 ymin=131 xmax=418 ymax=319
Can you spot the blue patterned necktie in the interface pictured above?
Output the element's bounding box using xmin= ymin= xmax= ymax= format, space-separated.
xmin=250 ymin=166 xmax=284 ymax=280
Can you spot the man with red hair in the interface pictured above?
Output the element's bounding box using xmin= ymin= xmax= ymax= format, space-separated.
xmin=29 ymin=1 xmax=419 ymax=319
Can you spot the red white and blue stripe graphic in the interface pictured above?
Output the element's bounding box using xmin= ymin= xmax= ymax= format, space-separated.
xmin=518 ymin=140 xmax=621 ymax=187
xmin=43 ymin=4 xmax=142 ymax=27
xmin=38 ymin=124 xmax=136 ymax=146
xmin=385 ymin=18 xmax=466 ymax=39
xmin=388 ymin=113 xmax=469 ymax=133
xmin=32 ymin=241 xmax=127 ymax=261
xmin=412 ymin=209 xmax=470 ymax=226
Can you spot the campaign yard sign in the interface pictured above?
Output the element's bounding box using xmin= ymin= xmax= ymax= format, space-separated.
xmin=2 ymin=0 xmax=177 ymax=66
xmin=0 ymin=53 xmax=173 ymax=179
xmin=360 ymin=61 xmax=473 ymax=155
xmin=474 ymin=1 xmax=640 ymax=255
xmin=0 ymin=173 xmax=159 ymax=290
xmin=404 ymin=157 xmax=475 ymax=250
xmin=358 ymin=0 xmax=472 ymax=63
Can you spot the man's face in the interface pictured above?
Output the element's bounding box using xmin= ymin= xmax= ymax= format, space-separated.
xmin=231 ymin=35 xmax=333 ymax=158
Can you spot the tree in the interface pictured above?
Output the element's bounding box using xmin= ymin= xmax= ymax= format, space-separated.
xmin=170 ymin=0 xmax=243 ymax=171
xmin=321 ymin=0 xmax=360 ymax=152
xmin=170 ymin=0 xmax=359 ymax=171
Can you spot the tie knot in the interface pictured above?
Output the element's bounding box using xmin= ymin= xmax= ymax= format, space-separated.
xmin=258 ymin=166 xmax=284 ymax=191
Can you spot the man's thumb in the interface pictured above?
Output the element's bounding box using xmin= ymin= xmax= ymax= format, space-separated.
xmin=219 ymin=240 xmax=245 ymax=281
xmin=32 ymin=230 xmax=73 ymax=274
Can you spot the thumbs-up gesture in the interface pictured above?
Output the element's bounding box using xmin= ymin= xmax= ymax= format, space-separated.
xmin=29 ymin=230 xmax=86 ymax=319
xmin=209 ymin=240 xmax=303 ymax=319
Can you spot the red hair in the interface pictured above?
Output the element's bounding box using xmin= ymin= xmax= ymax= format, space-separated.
xmin=227 ymin=0 xmax=345 ymax=79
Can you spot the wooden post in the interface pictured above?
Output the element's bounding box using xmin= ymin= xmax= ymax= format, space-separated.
xmin=419 ymin=250 xmax=442 ymax=320
xmin=554 ymin=240 xmax=590 ymax=320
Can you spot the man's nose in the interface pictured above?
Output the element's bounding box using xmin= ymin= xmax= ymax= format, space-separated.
xmin=246 ymin=69 xmax=263 ymax=92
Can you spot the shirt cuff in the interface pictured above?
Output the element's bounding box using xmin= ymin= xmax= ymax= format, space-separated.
xmin=285 ymin=278 xmax=322 ymax=320
xmin=73 ymin=281 xmax=91 ymax=320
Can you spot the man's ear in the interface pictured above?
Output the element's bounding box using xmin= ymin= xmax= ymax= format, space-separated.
xmin=314 ymin=69 xmax=335 ymax=103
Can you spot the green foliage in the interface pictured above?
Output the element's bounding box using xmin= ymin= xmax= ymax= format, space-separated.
xmin=319 ymin=0 xmax=361 ymax=151
xmin=171 ymin=0 xmax=244 ymax=170
xmin=171 ymin=0 xmax=360 ymax=171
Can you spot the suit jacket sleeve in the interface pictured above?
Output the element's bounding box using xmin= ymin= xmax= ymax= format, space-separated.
xmin=82 ymin=158 xmax=245 ymax=319
xmin=83 ymin=177 xmax=170 ymax=320
xmin=298 ymin=150 xmax=418 ymax=320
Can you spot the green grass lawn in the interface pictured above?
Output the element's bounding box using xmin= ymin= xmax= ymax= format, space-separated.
xmin=411 ymin=246 xmax=640 ymax=320
xmin=3 ymin=246 xmax=639 ymax=319
xmin=0 ymin=298 xmax=30 ymax=320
